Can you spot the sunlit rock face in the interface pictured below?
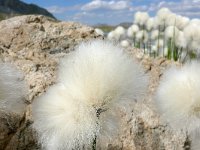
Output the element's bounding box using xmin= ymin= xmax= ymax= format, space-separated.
xmin=0 ymin=15 xmax=189 ymax=150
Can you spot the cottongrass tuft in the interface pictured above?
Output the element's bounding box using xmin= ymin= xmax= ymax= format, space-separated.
xmin=151 ymin=29 xmax=159 ymax=40
xmin=33 ymin=40 xmax=148 ymax=150
xmin=33 ymin=84 xmax=98 ymax=150
xmin=94 ymin=28 xmax=104 ymax=36
xmin=165 ymin=26 xmax=180 ymax=40
xmin=134 ymin=11 xmax=149 ymax=26
xmin=0 ymin=63 xmax=26 ymax=113
xmin=155 ymin=61 xmax=200 ymax=134
xmin=120 ymin=40 xmax=130 ymax=48
xmin=156 ymin=7 xmax=172 ymax=27
xmin=127 ymin=24 xmax=139 ymax=38
xmin=175 ymin=31 xmax=187 ymax=49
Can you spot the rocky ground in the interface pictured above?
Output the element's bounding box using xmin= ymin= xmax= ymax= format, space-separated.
xmin=0 ymin=15 xmax=190 ymax=150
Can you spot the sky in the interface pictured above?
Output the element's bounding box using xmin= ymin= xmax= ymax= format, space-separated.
xmin=22 ymin=0 xmax=200 ymax=25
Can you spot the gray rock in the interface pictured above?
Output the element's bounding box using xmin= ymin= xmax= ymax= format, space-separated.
xmin=0 ymin=15 xmax=189 ymax=150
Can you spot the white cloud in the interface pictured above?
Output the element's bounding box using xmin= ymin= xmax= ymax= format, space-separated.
xmin=46 ymin=6 xmax=67 ymax=14
xmin=46 ymin=5 xmax=81 ymax=14
xmin=147 ymin=0 xmax=200 ymax=18
xmin=193 ymin=0 xmax=200 ymax=2
xmin=81 ymin=0 xmax=130 ymax=11
xmin=46 ymin=0 xmax=200 ymax=25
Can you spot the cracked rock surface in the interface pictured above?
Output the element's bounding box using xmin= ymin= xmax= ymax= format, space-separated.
xmin=0 ymin=15 xmax=189 ymax=150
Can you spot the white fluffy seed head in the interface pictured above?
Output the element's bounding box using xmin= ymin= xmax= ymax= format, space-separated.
xmin=114 ymin=26 xmax=126 ymax=40
xmin=134 ymin=11 xmax=149 ymax=26
xmin=165 ymin=25 xmax=180 ymax=40
xmin=156 ymin=7 xmax=172 ymax=26
xmin=151 ymin=45 xmax=157 ymax=53
xmin=176 ymin=16 xmax=190 ymax=30
xmin=189 ymin=41 xmax=200 ymax=51
xmin=155 ymin=61 xmax=200 ymax=134
xmin=151 ymin=29 xmax=159 ymax=40
xmin=33 ymin=84 xmax=98 ymax=150
xmin=0 ymin=63 xmax=26 ymax=114
xmin=127 ymin=24 xmax=139 ymax=37
xmin=95 ymin=28 xmax=104 ymax=36
xmin=131 ymin=24 xmax=139 ymax=33
xmin=107 ymin=31 xmax=115 ymax=41
xmin=120 ymin=40 xmax=130 ymax=48
xmin=146 ymin=18 xmax=155 ymax=31
xmin=164 ymin=47 xmax=168 ymax=56
xmin=136 ymin=30 xmax=148 ymax=43
xmin=58 ymin=40 xmax=148 ymax=108
xmin=175 ymin=31 xmax=187 ymax=49
xmin=156 ymin=39 xmax=164 ymax=49
xmin=152 ymin=17 xmax=159 ymax=29
xmin=165 ymin=13 xmax=177 ymax=26
xmin=127 ymin=27 xmax=133 ymax=38
xmin=33 ymin=40 xmax=148 ymax=150
xmin=183 ymin=23 xmax=200 ymax=44
xmin=190 ymin=19 xmax=200 ymax=26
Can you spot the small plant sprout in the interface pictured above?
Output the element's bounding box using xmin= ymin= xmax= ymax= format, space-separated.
xmin=155 ymin=61 xmax=200 ymax=134
xmin=0 ymin=63 xmax=26 ymax=113
xmin=32 ymin=40 xmax=148 ymax=150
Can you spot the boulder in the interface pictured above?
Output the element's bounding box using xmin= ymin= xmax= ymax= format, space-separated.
xmin=0 ymin=15 xmax=189 ymax=150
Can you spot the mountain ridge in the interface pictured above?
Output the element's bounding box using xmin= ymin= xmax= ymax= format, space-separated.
xmin=0 ymin=0 xmax=56 ymax=20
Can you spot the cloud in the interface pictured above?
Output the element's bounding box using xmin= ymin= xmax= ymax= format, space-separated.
xmin=143 ymin=0 xmax=200 ymax=18
xmin=46 ymin=6 xmax=67 ymax=14
xmin=46 ymin=5 xmax=81 ymax=14
xmin=46 ymin=0 xmax=200 ymax=25
xmin=81 ymin=0 xmax=130 ymax=11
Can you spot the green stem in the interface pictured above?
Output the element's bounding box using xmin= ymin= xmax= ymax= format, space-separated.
xmin=182 ymin=47 xmax=189 ymax=63
xmin=157 ymin=25 xmax=160 ymax=56
xmin=92 ymin=135 xmax=97 ymax=150
xmin=163 ymin=22 xmax=166 ymax=57
xmin=167 ymin=38 xmax=172 ymax=60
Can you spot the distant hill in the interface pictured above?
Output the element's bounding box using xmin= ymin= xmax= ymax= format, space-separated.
xmin=0 ymin=0 xmax=56 ymax=20
xmin=94 ymin=22 xmax=132 ymax=33
xmin=118 ymin=22 xmax=132 ymax=28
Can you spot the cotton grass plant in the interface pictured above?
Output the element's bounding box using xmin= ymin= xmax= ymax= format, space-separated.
xmin=154 ymin=61 xmax=200 ymax=149
xmin=32 ymin=40 xmax=148 ymax=150
xmin=155 ymin=61 xmax=200 ymax=134
xmin=105 ymin=7 xmax=200 ymax=63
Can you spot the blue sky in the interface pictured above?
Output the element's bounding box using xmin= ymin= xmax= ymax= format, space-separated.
xmin=22 ymin=0 xmax=200 ymax=25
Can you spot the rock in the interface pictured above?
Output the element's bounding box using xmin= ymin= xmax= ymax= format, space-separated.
xmin=0 ymin=15 xmax=189 ymax=150
xmin=0 ymin=15 xmax=101 ymax=150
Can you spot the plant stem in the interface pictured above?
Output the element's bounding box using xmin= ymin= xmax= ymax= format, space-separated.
xmin=92 ymin=135 xmax=97 ymax=150
xmin=157 ymin=25 xmax=160 ymax=56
